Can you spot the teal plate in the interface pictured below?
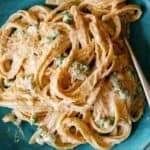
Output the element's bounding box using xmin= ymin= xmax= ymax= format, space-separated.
xmin=0 ymin=0 xmax=150 ymax=150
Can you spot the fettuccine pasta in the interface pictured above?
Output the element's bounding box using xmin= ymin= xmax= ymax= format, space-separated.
xmin=0 ymin=0 xmax=145 ymax=149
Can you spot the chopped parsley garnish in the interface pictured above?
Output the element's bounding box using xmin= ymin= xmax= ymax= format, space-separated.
xmin=63 ymin=12 xmax=73 ymax=24
xmin=17 ymin=30 xmax=26 ymax=36
xmin=97 ymin=117 xmax=115 ymax=128
xmin=55 ymin=55 xmax=67 ymax=67
xmin=98 ymin=119 xmax=104 ymax=128
xmin=30 ymin=114 xmax=38 ymax=125
xmin=117 ymin=89 xmax=130 ymax=100
xmin=114 ymin=89 xmax=120 ymax=94
xmin=123 ymin=90 xmax=130 ymax=99
xmin=71 ymin=60 xmax=90 ymax=81
xmin=112 ymin=79 xmax=122 ymax=93
xmin=45 ymin=30 xmax=60 ymax=44
xmin=134 ymin=84 xmax=144 ymax=98
xmin=72 ymin=61 xmax=90 ymax=74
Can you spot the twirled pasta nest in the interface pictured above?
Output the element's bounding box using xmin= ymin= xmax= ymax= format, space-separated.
xmin=0 ymin=0 xmax=145 ymax=149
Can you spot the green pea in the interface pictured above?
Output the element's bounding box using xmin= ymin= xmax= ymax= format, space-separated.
xmin=109 ymin=118 xmax=115 ymax=125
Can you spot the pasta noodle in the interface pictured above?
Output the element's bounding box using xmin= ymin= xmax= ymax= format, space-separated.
xmin=0 ymin=0 xmax=145 ymax=149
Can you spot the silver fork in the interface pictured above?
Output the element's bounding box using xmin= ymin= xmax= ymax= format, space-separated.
xmin=125 ymin=38 xmax=150 ymax=106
